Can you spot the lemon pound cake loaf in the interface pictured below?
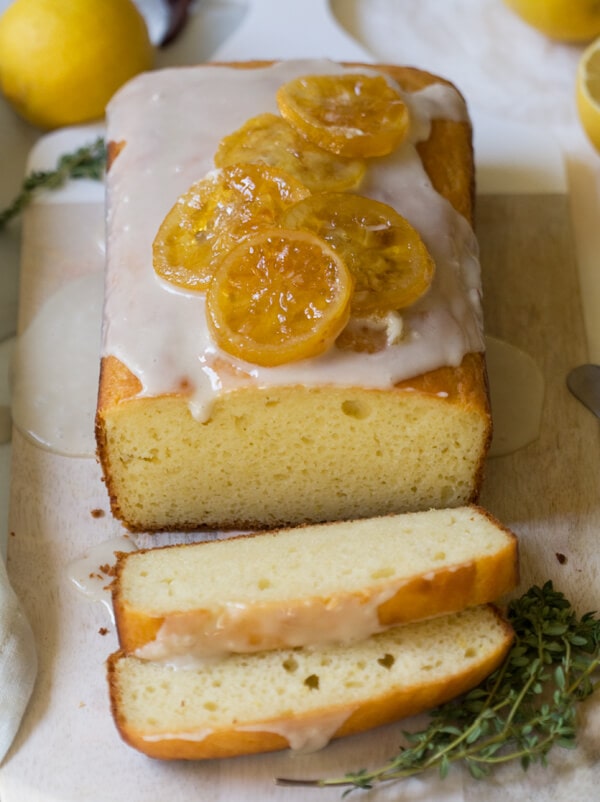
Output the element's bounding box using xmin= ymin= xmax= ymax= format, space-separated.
xmin=107 ymin=605 xmax=513 ymax=760
xmin=96 ymin=60 xmax=491 ymax=532
xmin=113 ymin=506 xmax=518 ymax=662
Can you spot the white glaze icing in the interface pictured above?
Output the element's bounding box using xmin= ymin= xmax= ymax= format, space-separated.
xmin=134 ymin=585 xmax=395 ymax=666
xmin=486 ymin=335 xmax=545 ymax=457
xmin=68 ymin=535 xmax=137 ymax=620
xmin=103 ymin=60 xmax=484 ymax=421
xmin=141 ymin=708 xmax=354 ymax=754
xmin=11 ymin=271 xmax=104 ymax=457
xmin=238 ymin=708 xmax=354 ymax=753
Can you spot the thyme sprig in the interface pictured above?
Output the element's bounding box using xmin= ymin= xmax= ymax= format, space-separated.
xmin=0 ymin=137 xmax=107 ymax=231
xmin=276 ymin=582 xmax=600 ymax=794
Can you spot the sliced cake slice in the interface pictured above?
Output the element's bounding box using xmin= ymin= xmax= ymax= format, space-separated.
xmin=107 ymin=604 xmax=513 ymax=760
xmin=112 ymin=505 xmax=518 ymax=662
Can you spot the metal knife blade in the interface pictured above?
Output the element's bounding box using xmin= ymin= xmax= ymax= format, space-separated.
xmin=567 ymin=364 xmax=600 ymax=418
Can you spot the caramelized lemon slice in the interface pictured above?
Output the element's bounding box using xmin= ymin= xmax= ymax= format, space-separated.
xmin=153 ymin=164 xmax=310 ymax=291
xmin=214 ymin=113 xmax=366 ymax=192
xmin=282 ymin=193 xmax=435 ymax=316
xmin=206 ymin=228 xmax=353 ymax=367
xmin=276 ymin=73 xmax=410 ymax=158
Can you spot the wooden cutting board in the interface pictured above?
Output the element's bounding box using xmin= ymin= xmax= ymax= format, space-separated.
xmin=478 ymin=192 xmax=600 ymax=602
xmin=2 ymin=171 xmax=599 ymax=801
xmin=470 ymin=192 xmax=600 ymax=800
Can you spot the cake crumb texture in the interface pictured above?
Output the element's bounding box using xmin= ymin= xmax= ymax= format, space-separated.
xmin=107 ymin=605 xmax=513 ymax=760
xmin=99 ymin=357 xmax=489 ymax=531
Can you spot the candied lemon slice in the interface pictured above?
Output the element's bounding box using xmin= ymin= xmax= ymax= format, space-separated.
xmin=277 ymin=73 xmax=410 ymax=158
xmin=153 ymin=164 xmax=310 ymax=291
xmin=282 ymin=193 xmax=435 ymax=316
xmin=206 ymin=228 xmax=353 ymax=367
xmin=214 ymin=113 xmax=366 ymax=192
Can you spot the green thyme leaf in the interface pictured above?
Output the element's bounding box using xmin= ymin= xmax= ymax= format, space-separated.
xmin=275 ymin=582 xmax=600 ymax=794
xmin=0 ymin=137 xmax=107 ymax=231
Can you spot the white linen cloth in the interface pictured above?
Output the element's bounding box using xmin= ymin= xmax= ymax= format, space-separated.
xmin=0 ymin=549 xmax=36 ymax=763
xmin=1 ymin=0 xmax=600 ymax=775
xmin=0 ymin=0 xmax=170 ymax=767
xmin=0 ymin=337 xmax=34 ymax=764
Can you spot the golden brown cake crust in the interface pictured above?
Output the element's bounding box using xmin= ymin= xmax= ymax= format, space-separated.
xmin=96 ymin=61 xmax=491 ymax=532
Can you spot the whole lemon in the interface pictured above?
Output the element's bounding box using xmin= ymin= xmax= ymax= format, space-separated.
xmin=0 ymin=0 xmax=154 ymax=130
xmin=504 ymin=0 xmax=600 ymax=42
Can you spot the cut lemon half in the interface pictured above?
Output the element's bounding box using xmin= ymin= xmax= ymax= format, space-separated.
xmin=214 ymin=113 xmax=366 ymax=192
xmin=152 ymin=164 xmax=310 ymax=291
xmin=282 ymin=193 xmax=435 ymax=316
xmin=277 ymin=73 xmax=410 ymax=158
xmin=206 ymin=228 xmax=353 ymax=367
xmin=577 ymin=37 xmax=600 ymax=152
